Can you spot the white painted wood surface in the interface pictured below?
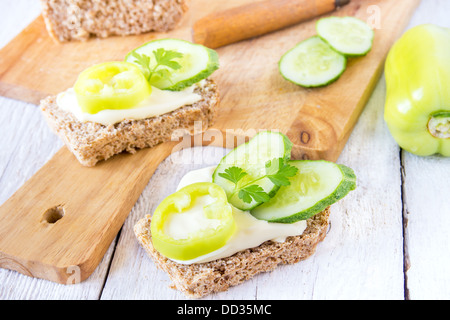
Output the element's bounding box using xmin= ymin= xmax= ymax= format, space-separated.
xmin=0 ymin=0 xmax=449 ymax=300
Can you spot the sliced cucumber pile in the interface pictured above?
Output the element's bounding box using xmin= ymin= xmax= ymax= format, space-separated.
xmin=279 ymin=36 xmax=347 ymax=87
xmin=250 ymin=160 xmax=356 ymax=223
xmin=316 ymin=16 xmax=374 ymax=57
xmin=279 ymin=16 xmax=373 ymax=88
xmin=212 ymin=131 xmax=293 ymax=211
xmin=125 ymin=38 xmax=219 ymax=91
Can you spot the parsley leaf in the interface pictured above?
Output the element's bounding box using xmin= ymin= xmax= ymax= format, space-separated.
xmin=218 ymin=166 xmax=247 ymax=185
xmin=130 ymin=52 xmax=152 ymax=79
xmin=265 ymin=158 xmax=298 ymax=187
xmin=217 ymin=158 xmax=298 ymax=205
xmin=130 ymin=48 xmax=183 ymax=84
xmin=238 ymin=185 xmax=270 ymax=204
xmin=153 ymin=48 xmax=183 ymax=70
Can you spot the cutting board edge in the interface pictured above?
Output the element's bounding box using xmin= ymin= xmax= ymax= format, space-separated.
xmin=0 ymin=249 xmax=93 ymax=284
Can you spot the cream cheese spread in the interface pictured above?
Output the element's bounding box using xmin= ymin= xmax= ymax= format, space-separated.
xmin=56 ymin=84 xmax=202 ymax=126
xmin=171 ymin=166 xmax=307 ymax=264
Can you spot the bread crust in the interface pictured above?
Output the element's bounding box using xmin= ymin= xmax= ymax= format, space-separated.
xmin=134 ymin=207 xmax=331 ymax=298
xmin=40 ymin=78 xmax=219 ymax=166
xmin=40 ymin=0 xmax=188 ymax=42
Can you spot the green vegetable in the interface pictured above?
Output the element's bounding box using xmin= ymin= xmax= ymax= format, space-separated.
xmin=150 ymin=182 xmax=236 ymax=261
xmin=212 ymin=131 xmax=295 ymax=211
xmin=125 ymin=38 xmax=219 ymax=91
xmin=73 ymin=61 xmax=152 ymax=114
xmin=384 ymin=24 xmax=450 ymax=157
xmin=316 ymin=16 xmax=374 ymax=56
xmin=278 ymin=36 xmax=346 ymax=87
xmin=218 ymin=158 xmax=298 ymax=206
xmin=250 ymin=160 xmax=356 ymax=223
xmin=279 ymin=17 xmax=373 ymax=88
xmin=129 ymin=48 xmax=183 ymax=84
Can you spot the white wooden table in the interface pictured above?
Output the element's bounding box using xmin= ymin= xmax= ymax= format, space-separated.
xmin=0 ymin=0 xmax=449 ymax=300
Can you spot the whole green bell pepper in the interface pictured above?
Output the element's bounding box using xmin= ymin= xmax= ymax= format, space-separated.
xmin=384 ymin=24 xmax=450 ymax=157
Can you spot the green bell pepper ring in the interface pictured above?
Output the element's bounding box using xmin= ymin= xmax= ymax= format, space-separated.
xmin=74 ymin=61 xmax=152 ymax=114
xmin=384 ymin=24 xmax=450 ymax=157
xmin=150 ymin=182 xmax=236 ymax=261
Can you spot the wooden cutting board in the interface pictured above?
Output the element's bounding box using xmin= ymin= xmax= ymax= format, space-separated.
xmin=0 ymin=0 xmax=420 ymax=284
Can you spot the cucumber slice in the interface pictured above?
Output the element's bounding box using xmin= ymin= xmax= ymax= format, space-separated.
xmin=279 ymin=36 xmax=346 ymax=87
xmin=125 ymin=38 xmax=219 ymax=91
xmin=212 ymin=131 xmax=293 ymax=211
xmin=316 ymin=16 xmax=374 ymax=56
xmin=250 ymin=160 xmax=356 ymax=223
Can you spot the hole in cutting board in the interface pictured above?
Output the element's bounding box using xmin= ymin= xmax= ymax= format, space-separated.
xmin=42 ymin=206 xmax=65 ymax=224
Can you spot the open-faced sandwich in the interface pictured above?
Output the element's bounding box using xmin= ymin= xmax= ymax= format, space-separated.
xmin=134 ymin=131 xmax=357 ymax=298
xmin=41 ymin=39 xmax=220 ymax=166
xmin=40 ymin=0 xmax=188 ymax=42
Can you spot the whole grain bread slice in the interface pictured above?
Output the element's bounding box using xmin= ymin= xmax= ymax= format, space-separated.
xmin=134 ymin=207 xmax=331 ymax=298
xmin=40 ymin=0 xmax=188 ymax=42
xmin=40 ymin=78 xmax=219 ymax=166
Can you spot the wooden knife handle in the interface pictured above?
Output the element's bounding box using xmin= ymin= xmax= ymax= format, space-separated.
xmin=192 ymin=0 xmax=350 ymax=49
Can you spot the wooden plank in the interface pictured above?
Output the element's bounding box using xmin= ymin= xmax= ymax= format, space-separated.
xmin=393 ymin=0 xmax=450 ymax=300
xmin=402 ymin=153 xmax=450 ymax=299
xmin=0 ymin=0 xmax=421 ymax=285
